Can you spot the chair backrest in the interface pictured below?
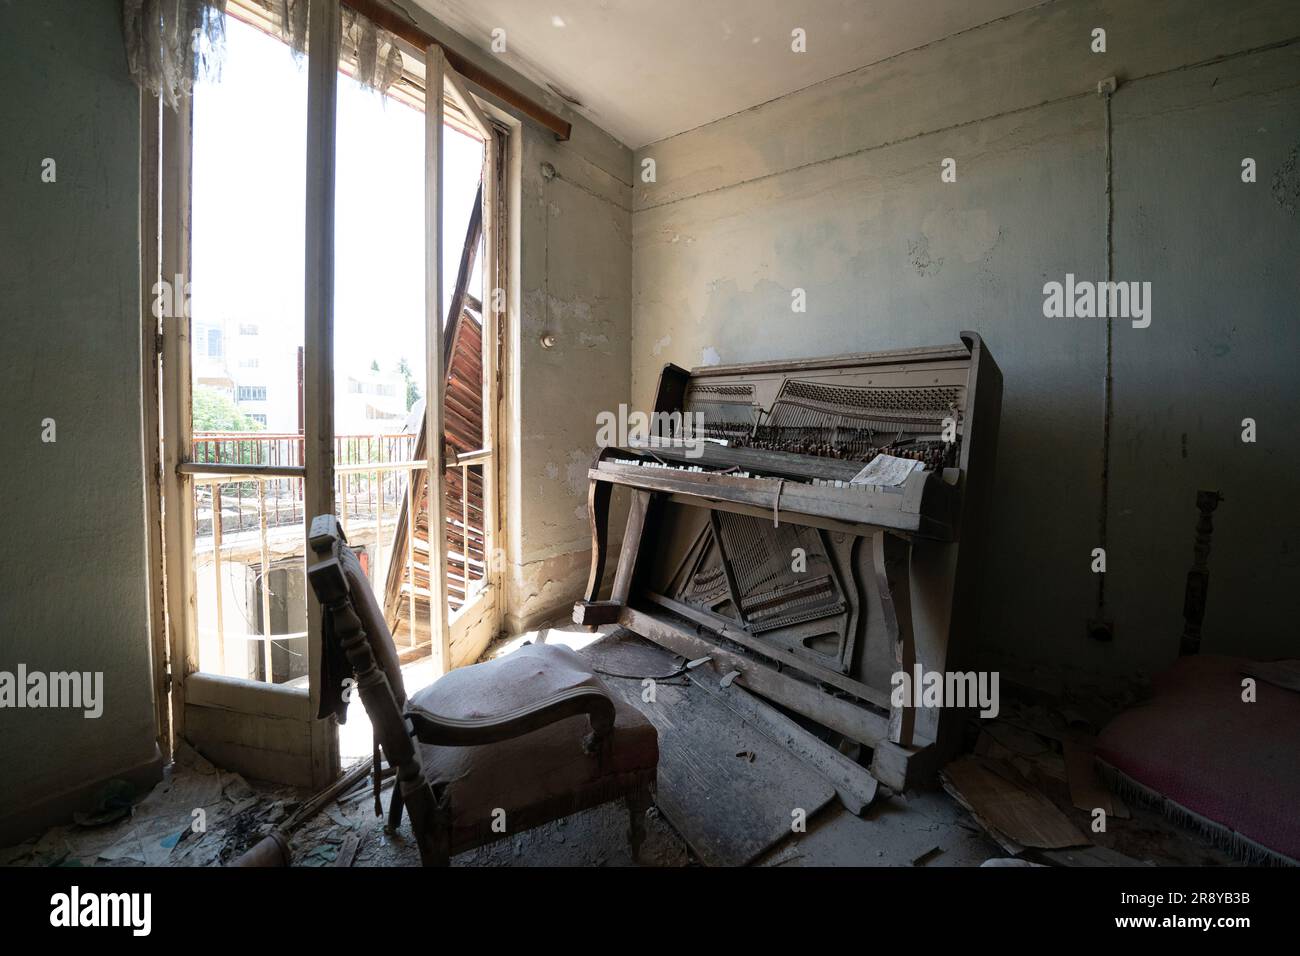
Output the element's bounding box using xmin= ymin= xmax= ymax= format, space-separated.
xmin=307 ymin=515 xmax=409 ymax=707
xmin=307 ymin=515 xmax=446 ymax=868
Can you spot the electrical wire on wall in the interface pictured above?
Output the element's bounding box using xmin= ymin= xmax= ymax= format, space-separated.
xmin=1095 ymin=76 xmax=1117 ymax=630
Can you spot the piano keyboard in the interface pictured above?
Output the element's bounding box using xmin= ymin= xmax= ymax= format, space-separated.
xmin=606 ymin=454 xmax=917 ymax=489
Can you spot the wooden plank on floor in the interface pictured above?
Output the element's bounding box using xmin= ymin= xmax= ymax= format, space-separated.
xmin=1063 ymin=738 xmax=1115 ymax=815
xmin=579 ymin=631 xmax=835 ymax=866
xmin=941 ymin=756 xmax=1089 ymax=854
xmin=694 ymin=677 xmax=878 ymax=815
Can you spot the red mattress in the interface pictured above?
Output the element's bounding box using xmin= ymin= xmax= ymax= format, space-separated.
xmin=1095 ymin=654 xmax=1300 ymax=864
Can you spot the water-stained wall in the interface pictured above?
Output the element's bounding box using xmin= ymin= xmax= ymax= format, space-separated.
xmin=630 ymin=0 xmax=1300 ymax=691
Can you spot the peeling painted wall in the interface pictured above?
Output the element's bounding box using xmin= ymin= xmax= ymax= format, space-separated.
xmin=500 ymin=96 xmax=633 ymax=631
xmin=631 ymin=0 xmax=1300 ymax=690
xmin=0 ymin=0 xmax=162 ymax=837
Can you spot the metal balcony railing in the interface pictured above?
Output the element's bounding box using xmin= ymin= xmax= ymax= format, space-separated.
xmin=187 ymin=430 xmax=486 ymax=680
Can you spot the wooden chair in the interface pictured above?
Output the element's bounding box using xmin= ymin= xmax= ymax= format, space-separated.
xmin=306 ymin=515 xmax=658 ymax=866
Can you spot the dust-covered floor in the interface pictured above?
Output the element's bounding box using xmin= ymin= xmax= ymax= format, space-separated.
xmin=0 ymin=743 xmax=985 ymax=868
xmin=1 ymin=624 xmax=1240 ymax=868
xmin=0 ymin=740 xmax=689 ymax=868
xmin=1 ymin=740 xmax=1231 ymax=868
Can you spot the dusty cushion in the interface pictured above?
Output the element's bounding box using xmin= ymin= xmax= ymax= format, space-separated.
xmin=1096 ymin=654 xmax=1300 ymax=863
xmin=408 ymin=643 xmax=657 ymax=847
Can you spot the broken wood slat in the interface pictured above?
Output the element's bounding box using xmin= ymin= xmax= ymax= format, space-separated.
xmin=382 ymin=184 xmax=488 ymax=631
xmin=282 ymin=759 xmax=375 ymax=833
xmin=1063 ymin=738 xmax=1121 ymax=817
xmin=694 ymin=675 xmax=879 ymax=814
xmin=642 ymin=591 xmax=892 ymax=710
xmin=334 ymin=832 xmax=361 ymax=868
xmin=580 ymin=632 xmax=836 ymax=866
xmin=230 ymin=759 xmax=375 ymax=867
xmin=975 ymin=725 xmax=1068 ymax=785
xmin=941 ymin=756 xmax=1089 ymax=854
xmin=620 ymin=605 xmax=892 ymax=750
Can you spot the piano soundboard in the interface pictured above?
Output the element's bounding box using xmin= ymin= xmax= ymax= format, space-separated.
xmin=574 ymin=333 xmax=1002 ymax=790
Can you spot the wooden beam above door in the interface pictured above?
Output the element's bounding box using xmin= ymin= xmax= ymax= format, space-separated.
xmin=345 ymin=0 xmax=573 ymax=141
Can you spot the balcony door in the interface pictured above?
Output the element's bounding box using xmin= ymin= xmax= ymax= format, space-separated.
xmin=152 ymin=0 xmax=501 ymax=788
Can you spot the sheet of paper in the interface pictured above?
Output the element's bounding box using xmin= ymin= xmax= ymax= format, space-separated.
xmin=849 ymin=454 xmax=924 ymax=487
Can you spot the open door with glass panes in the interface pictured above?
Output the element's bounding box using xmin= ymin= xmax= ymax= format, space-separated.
xmin=155 ymin=0 xmax=501 ymax=787
xmin=373 ymin=50 xmax=501 ymax=686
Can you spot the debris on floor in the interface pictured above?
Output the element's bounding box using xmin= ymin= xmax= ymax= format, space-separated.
xmin=579 ymin=630 xmax=837 ymax=866
xmin=940 ymin=696 xmax=1240 ymax=867
xmin=0 ymin=637 xmax=1255 ymax=869
xmin=941 ymin=755 xmax=1088 ymax=854
xmin=0 ymin=741 xmax=299 ymax=868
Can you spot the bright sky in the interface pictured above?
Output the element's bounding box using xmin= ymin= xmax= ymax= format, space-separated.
xmin=191 ymin=15 xmax=484 ymax=406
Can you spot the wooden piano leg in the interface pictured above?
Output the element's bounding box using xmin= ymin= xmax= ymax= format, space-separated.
xmin=873 ymin=530 xmax=916 ymax=747
xmin=574 ymin=487 xmax=651 ymax=628
xmin=574 ymin=480 xmax=617 ymax=628
xmin=583 ymin=479 xmax=613 ymax=604
xmin=611 ymin=490 xmax=651 ymax=604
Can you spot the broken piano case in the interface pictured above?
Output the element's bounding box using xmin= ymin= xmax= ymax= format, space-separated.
xmin=574 ymin=332 xmax=1002 ymax=791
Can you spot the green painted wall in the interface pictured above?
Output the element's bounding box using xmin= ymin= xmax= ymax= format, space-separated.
xmin=0 ymin=0 xmax=161 ymax=838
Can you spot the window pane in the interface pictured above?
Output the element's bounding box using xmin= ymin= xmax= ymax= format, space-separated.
xmin=189 ymin=15 xmax=308 ymax=683
xmin=442 ymin=125 xmax=487 ymax=613
xmin=331 ymin=58 xmax=426 ymax=677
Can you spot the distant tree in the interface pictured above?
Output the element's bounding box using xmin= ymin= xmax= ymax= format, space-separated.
xmin=396 ymin=356 xmax=421 ymax=411
xmin=370 ymin=359 xmax=380 ymax=372
xmin=192 ymin=387 xmax=265 ymax=468
xmin=193 ymin=387 xmax=264 ymax=432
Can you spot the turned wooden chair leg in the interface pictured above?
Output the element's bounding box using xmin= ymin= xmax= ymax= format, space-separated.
xmin=625 ymin=784 xmax=652 ymax=862
xmin=386 ymin=784 xmax=405 ymax=833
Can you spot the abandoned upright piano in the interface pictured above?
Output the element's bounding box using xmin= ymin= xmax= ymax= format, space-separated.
xmin=574 ymin=332 xmax=1002 ymax=790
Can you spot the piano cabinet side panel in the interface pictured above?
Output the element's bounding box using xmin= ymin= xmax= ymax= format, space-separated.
xmin=652 ymin=363 xmax=692 ymax=418
xmin=902 ymin=341 xmax=1001 ymax=754
xmin=920 ymin=335 xmax=1003 ymax=762
xmin=907 ymin=540 xmax=961 ymax=747
xmin=953 ymin=336 xmax=1004 ymax=649
xmin=850 ymin=535 xmax=965 ymax=751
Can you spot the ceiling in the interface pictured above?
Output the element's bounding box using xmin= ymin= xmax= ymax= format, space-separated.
xmin=408 ymin=0 xmax=1042 ymax=148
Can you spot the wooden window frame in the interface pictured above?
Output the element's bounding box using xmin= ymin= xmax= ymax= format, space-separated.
xmin=146 ymin=0 xmax=508 ymax=786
